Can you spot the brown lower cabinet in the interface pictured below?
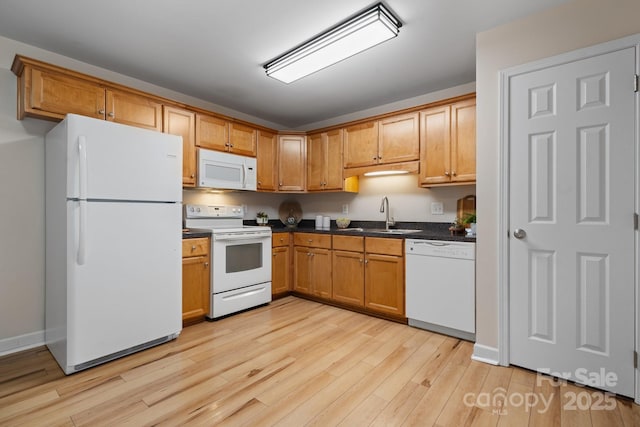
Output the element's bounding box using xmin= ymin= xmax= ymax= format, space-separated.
xmin=181 ymin=237 xmax=210 ymax=325
xmin=290 ymin=232 xmax=405 ymax=319
xmin=272 ymin=233 xmax=291 ymax=295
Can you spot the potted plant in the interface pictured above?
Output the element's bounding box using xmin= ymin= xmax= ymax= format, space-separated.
xmin=256 ymin=211 xmax=269 ymax=226
xmin=462 ymin=212 xmax=477 ymax=236
xmin=448 ymin=217 xmax=465 ymax=235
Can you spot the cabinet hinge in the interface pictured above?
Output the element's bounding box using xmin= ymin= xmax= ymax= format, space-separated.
xmin=635 ymin=213 xmax=639 ymax=230
xmin=635 ymin=74 xmax=639 ymax=93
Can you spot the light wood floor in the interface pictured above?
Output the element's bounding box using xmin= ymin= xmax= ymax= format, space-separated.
xmin=1 ymin=297 xmax=638 ymax=426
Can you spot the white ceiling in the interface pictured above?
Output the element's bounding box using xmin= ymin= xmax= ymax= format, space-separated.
xmin=0 ymin=0 xmax=567 ymax=129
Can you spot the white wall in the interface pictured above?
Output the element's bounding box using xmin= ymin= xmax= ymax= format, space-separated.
xmin=184 ymin=178 xmax=475 ymax=225
xmin=475 ymin=0 xmax=640 ymax=354
xmin=0 ymin=35 xmax=475 ymax=353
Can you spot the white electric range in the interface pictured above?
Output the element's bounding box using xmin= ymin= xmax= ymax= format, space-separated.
xmin=184 ymin=204 xmax=272 ymax=319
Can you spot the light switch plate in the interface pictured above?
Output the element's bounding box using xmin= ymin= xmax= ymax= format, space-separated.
xmin=431 ymin=202 xmax=444 ymax=215
xmin=342 ymin=204 xmax=349 ymax=214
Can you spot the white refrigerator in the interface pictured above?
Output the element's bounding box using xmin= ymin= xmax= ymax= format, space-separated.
xmin=45 ymin=114 xmax=183 ymax=374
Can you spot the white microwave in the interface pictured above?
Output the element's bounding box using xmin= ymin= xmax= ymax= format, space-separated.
xmin=197 ymin=148 xmax=257 ymax=191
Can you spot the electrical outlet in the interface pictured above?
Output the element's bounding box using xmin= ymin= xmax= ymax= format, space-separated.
xmin=431 ymin=202 xmax=444 ymax=215
xmin=342 ymin=204 xmax=349 ymax=214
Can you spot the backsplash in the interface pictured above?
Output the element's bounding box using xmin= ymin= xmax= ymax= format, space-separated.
xmin=183 ymin=174 xmax=475 ymax=224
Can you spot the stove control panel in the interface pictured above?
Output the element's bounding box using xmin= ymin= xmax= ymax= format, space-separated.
xmin=185 ymin=204 xmax=244 ymax=218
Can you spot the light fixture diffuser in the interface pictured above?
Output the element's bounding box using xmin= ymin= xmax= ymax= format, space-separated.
xmin=265 ymin=3 xmax=401 ymax=84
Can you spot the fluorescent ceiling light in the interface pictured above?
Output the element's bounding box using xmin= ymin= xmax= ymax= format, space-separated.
xmin=363 ymin=170 xmax=410 ymax=177
xmin=264 ymin=3 xmax=401 ymax=84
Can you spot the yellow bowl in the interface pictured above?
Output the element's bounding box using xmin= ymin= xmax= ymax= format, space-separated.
xmin=336 ymin=218 xmax=350 ymax=229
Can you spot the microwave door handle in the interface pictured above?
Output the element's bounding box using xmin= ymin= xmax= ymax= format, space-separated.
xmin=242 ymin=163 xmax=247 ymax=189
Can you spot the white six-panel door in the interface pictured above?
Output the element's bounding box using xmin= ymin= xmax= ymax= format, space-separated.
xmin=508 ymin=46 xmax=636 ymax=397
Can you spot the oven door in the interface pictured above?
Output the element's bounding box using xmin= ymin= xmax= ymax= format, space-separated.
xmin=212 ymin=232 xmax=271 ymax=293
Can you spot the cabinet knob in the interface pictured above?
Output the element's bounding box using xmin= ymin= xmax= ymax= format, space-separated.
xmin=444 ymin=171 xmax=450 ymax=177
xmin=108 ymin=112 xmax=115 ymax=118
xmin=373 ymin=156 xmax=377 ymax=160
xmin=190 ymin=174 xmax=195 ymax=178
xmin=307 ymin=239 xmax=313 ymax=242
xmin=452 ymin=170 xmax=457 ymax=176
xmin=279 ymin=238 xmax=284 ymax=242
xmin=191 ymin=245 xmax=196 ymax=250
xmin=359 ymin=258 xmax=363 ymax=263
xmin=98 ymin=109 xmax=105 ymax=115
xmin=204 ymin=262 xmax=209 ymax=267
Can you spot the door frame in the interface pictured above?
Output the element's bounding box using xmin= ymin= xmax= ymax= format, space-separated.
xmin=497 ymin=33 xmax=640 ymax=403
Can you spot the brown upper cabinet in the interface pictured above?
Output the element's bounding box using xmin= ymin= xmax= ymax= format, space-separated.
xmin=256 ymin=130 xmax=278 ymax=191
xmin=306 ymin=129 xmax=347 ymax=192
xmin=277 ymin=135 xmax=306 ymax=192
xmin=419 ymin=97 xmax=476 ymax=186
xmin=164 ymin=106 xmax=196 ymax=187
xmin=343 ymin=112 xmax=419 ymax=169
xmin=13 ymin=56 xmax=162 ymax=131
xmin=196 ymin=113 xmax=257 ymax=157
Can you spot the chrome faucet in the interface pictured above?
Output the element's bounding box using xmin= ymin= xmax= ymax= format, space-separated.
xmin=380 ymin=196 xmax=395 ymax=230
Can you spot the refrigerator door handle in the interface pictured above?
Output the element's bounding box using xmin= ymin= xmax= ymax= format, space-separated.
xmin=77 ymin=200 xmax=87 ymax=265
xmin=77 ymin=136 xmax=88 ymax=265
xmin=78 ymin=135 xmax=88 ymax=201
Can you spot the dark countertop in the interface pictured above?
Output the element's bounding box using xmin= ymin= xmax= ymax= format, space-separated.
xmin=263 ymin=219 xmax=475 ymax=242
xmin=182 ymin=228 xmax=212 ymax=239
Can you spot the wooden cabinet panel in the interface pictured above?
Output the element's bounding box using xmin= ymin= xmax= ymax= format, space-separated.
xmin=272 ymin=232 xmax=290 ymax=247
xmin=378 ymin=112 xmax=419 ymax=164
xmin=343 ymin=121 xmax=379 ymax=168
xmin=365 ymin=236 xmax=403 ymax=256
xmin=311 ymin=248 xmax=332 ymax=299
xmin=451 ymin=99 xmax=476 ymax=183
xmin=419 ymin=96 xmax=476 ymax=186
xmin=105 ymin=89 xmax=162 ymax=131
xmin=293 ymin=246 xmax=312 ymax=294
xmin=182 ymin=237 xmax=209 ymax=257
xmin=27 ymin=67 xmax=105 ymax=120
xmin=332 ymin=235 xmax=364 ymax=252
xmin=182 ymin=237 xmax=210 ymax=325
xmin=325 ymin=129 xmax=344 ymax=190
xmin=196 ymin=113 xmax=229 ymax=152
xmin=257 ymin=130 xmax=278 ymax=191
xmin=278 ymin=135 xmax=306 ymax=191
xmin=293 ymin=232 xmax=331 ymax=249
xmin=332 ymin=250 xmax=364 ymax=306
xmin=272 ymin=245 xmax=291 ymax=295
xmin=365 ymin=252 xmax=404 ymax=317
xmin=229 ymin=122 xmax=257 ymax=157
xmin=306 ymin=133 xmax=325 ymax=191
xmin=164 ymin=106 xmax=196 ymax=187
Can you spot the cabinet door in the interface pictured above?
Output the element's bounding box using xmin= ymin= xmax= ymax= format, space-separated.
xmin=164 ymin=106 xmax=196 ymax=187
xmin=106 ymin=89 xmax=163 ymax=131
xmin=419 ymin=105 xmax=451 ymax=185
xmin=450 ymin=99 xmax=476 ymax=183
xmin=272 ymin=245 xmax=291 ymax=295
xmin=27 ymin=67 xmax=105 ymax=120
xmin=306 ymin=132 xmax=325 ymax=191
xmin=293 ymin=246 xmax=312 ymax=294
xmin=311 ymin=248 xmax=332 ymax=299
xmin=332 ymin=250 xmax=364 ymax=306
xmin=343 ymin=121 xmax=379 ymax=168
xmin=378 ymin=112 xmax=419 ymax=164
xmin=196 ymin=113 xmax=229 ymax=152
xmin=257 ymin=130 xmax=278 ymax=191
xmin=324 ymin=129 xmax=344 ymax=190
xmin=278 ymin=135 xmax=306 ymax=191
xmin=365 ymin=253 xmax=404 ymax=316
xmin=229 ymin=123 xmax=257 ymax=157
xmin=182 ymin=255 xmax=210 ymax=324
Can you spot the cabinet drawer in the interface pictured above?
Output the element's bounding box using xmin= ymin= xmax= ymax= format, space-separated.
xmin=365 ymin=237 xmax=403 ymax=256
xmin=272 ymin=232 xmax=290 ymax=247
xmin=182 ymin=237 xmax=209 ymax=257
xmin=294 ymin=232 xmax=331 ymax=249
xmin=332 ymin=235 xmax=364 ymax=252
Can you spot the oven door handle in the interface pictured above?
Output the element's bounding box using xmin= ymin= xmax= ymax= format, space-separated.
xmin=215 ymin=234 xmax=270 ymax=242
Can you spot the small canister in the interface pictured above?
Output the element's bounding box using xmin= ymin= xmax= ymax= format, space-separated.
xmin=322 ymin=216 xmax=330 ymax=230
xmin=315 ymin=215 xmax=323 ymax=230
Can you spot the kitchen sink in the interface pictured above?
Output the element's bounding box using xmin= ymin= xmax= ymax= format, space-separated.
xmin=368 ymin=228 xmax=423 ymax=234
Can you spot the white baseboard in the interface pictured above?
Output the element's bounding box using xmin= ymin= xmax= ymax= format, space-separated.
xmin=471 ymin=343 xmax=500 ymax=365
xmin=0 ymin=330 xmax=45 ymax=356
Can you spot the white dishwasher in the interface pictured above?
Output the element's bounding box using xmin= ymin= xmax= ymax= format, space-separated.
xmin=405 ymin=239 xmax=475 ymax=341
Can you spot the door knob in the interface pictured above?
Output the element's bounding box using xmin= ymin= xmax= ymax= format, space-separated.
xmin=513 ymin=228 xmax=527 ymax=239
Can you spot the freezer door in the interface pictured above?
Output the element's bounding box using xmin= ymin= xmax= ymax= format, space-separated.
xmin=66 ymin=200 xmax=181 ymax=366
xmin=57 ymin=114 xmax=182 ymax=202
